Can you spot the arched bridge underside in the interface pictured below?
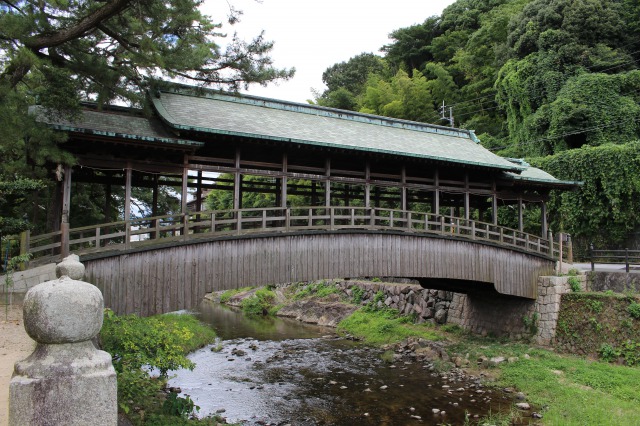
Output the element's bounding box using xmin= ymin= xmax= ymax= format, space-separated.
xmin=82 ymin=230 xmax=555 ymax=316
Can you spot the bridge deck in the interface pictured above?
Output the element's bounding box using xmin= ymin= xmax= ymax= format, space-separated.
xmin=23 ymin=207 xmax=563 ymax=315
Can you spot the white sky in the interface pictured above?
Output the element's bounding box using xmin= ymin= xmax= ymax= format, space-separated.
xmin=201 ymin=0 xmax=457 ymax=103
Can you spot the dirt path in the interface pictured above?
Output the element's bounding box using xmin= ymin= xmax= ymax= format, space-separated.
xmin=0 ymin=297 xmax=36 ymax=426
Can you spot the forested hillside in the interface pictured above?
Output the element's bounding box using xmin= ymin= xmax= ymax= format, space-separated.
xmin=315 ymin=0 xmax=640 ymax=249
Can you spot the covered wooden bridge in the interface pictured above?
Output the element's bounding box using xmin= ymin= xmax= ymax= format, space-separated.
xmin=26 ymin=84 xmax=578 ymax=314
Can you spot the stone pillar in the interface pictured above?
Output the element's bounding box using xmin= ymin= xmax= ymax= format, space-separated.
xmin=9 ymin=255 xmax=117 ymax=426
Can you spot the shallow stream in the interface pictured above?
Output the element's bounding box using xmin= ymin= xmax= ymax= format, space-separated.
xmin=169 ymin=301 xmax=513 ymax=425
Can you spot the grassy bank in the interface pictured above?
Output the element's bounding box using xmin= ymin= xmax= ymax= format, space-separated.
xmin=100 ymin=310 xmax=222 ymax=425
xmin=218 ymin=281 xmax=640 ymax=425
xmin=335 ymin=299 xmax=640 ymax=425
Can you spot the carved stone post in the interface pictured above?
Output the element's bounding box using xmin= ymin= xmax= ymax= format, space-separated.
xmin=9 ymin=255 xmax=117 ymax=425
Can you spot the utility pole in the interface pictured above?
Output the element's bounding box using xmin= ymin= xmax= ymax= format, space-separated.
xmin=440 ymin=100 xmax=454 ymax=127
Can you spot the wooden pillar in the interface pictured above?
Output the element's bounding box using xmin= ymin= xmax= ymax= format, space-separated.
xmin=180 ymin=158 xmax=188 ymax=215
xmin=541 ymin=201 xmax=548 ymax=237
xmin=151 ymin=175 xmax=159 ymax=217
xmin=324 ymin=158 xmax=331 ymax=207
xmin=364 ymin=161 xmax=371 ymax=208
xmin=233 ymin=148 xmax=241 ymax=210
xmin=432 ymin=169 xmax=440 ymax=216
xmin=464 ymin=173 xmax=470 ymax=220
xmin=518 ymin=198 xmax=524 ymax=232
xmin=195 ymin=171 xmax=203 ymax=212
xmin=491 ymin=180 xmax=498 ymax=226
xmin=281 ymin=153 xmax=288 ymax=208
xmin=151 ymin=174 xmax=158 ymax=239
xmin=104 ymin=175 xmax=113 ymax=223
xmin=60 ymin=165 xmax=72 ymax=258
xmin=124 ymin=164 xmax=132 ymax=246
xmin=124 ymin=164 xmax=132 ymax=221
xmin=401 ymin=166 xmax=407 ymax=211
xmin=311 ymin=181 xmax=318 ymax=206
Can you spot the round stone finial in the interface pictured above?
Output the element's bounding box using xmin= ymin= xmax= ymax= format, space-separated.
xmin=23 ymin=276 xmax=104 ymax=344
xmin=56 ymin=254 xmax=85 ymax=279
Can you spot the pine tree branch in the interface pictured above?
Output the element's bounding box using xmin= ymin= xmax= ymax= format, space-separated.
xmin=24 ymin=0 xmax=132 ymax=50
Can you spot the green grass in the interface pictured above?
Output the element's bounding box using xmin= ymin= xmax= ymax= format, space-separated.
xmin=447 ymin=337 xmax=640 ymax=425
xmin=337 ymin=307 xmax=440 ymax=345
xmin=291 ymin=280 xmax=341 ymax=300
xmin=219 ymin=286 xmax=254 ymax=303
xmin=497 ymin=351 xmax=640 ymax=425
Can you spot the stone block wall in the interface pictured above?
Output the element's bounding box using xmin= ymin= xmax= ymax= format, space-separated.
xmin=588 ymin=271 xmax=640 ymax=293
xmin=448 ymin=274 xmax=587 ymax=345
xmin=0 ymin=263 xmax=56 ymax=293
xmin=283 ymin=280 xmax=456 ymax=324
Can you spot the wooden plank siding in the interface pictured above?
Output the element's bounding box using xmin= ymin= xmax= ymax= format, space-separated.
xmin=83 ymin=231 xmax=555 ymax=316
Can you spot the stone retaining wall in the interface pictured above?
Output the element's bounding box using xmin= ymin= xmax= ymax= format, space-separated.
xmin=448 ymin=275 xmax=587 ymax=345
xmin=588 ymin=271 xmax=640 ymax=293
xmin=278 ymin=280 xmax=455 ymax=324
xmin=0 ymin=263 xmax=56 ymax=293
xmin=280 ymin=275 xmax=585 ymax=345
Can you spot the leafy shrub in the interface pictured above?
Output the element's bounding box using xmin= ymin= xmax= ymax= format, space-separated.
xmin=350 ymin=286 xmax=365 ymax=304
xmin=163 ymin=392 xmax=199 ymax=419
xmin=242 ymin=288 xmax=276 ymax=316
xmin=292 ymin=281 xmax=340 ymax=300
xmin=587 ymin=299 xmax=604 ymax=313
xmin=627 ymin=302 xmax=640 ymax=319
xmin=599 ymin=343 xmax=618 ymax=362
xmin=568 ymin=276 xmax=581 ymax=292
xmin=100 ymin=310 xmax=216 ymax=416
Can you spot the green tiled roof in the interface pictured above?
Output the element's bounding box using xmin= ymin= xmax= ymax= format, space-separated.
xmin=30 ymin=105 xmax=203 ymax=148
xmin=151 ymin=86 xmax=524 ymax=172
xmin=503 ymin=159 xmax=582 ymax=187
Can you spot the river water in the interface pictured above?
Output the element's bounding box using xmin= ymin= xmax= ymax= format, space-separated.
xmin=169 ymin=301 xmax=513 ymax=425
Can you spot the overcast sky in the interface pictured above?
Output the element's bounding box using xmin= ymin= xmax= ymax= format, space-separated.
xmin=202 ymin=0 xmax=457 ymax=103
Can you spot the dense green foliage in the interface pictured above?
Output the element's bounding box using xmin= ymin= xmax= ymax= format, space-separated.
xmin=100 ymin=310 xmax=216 ymax=419
xmin=241 ymin=287 xmax=278 ymax=316
xmin=530 ymin=142 xmax=640 ymax=245
xmin=315 ymin=0 xmax=640 ymax=247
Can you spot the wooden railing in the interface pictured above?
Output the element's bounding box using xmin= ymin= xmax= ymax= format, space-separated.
xmin=24 ymin=206 xmax=565 ymax=266
xmin=589 ymin=244 xmax=640 ymax=272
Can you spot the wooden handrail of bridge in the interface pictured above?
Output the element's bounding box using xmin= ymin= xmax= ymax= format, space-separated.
xmin=24 ymin=206 xmax=564 ymax=266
